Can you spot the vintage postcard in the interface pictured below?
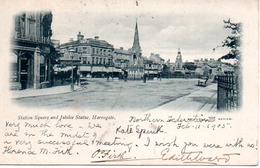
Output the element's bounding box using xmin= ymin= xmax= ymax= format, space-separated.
xmin=0 ymin=0 xmax=258 ymax=165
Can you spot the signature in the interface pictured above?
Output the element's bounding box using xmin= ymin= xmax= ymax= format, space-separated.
xmin=161 ymin=148 xmax=240 ymax=165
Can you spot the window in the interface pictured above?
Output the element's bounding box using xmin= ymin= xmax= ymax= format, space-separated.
xmin=28 ymin=21 xmax=36 ymax=38
xmin=92 ymin=57 xmax=94 ymax=64
xmin=96 ymin=57 xmax=98 ymax=64
xmin=82 ymin=57 xmax=87 ymax=64
xmin=10 ymin=54 xmax=18 ymax=82
xmin=92 ymin=48 xmax=95 ymax=54
xmin=39 ymin=56 xmax=46 ymax=82
xmin=100 ymin=58 xmax=102 ymax=64
xmin=97 ymin=48 xmax=99 ymax=54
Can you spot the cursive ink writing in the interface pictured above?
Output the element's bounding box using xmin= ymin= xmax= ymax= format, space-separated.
xmin=6 ymin=121 xmax=20 ymax=132
xmin=94 ymin=137 xmax=133 ymax=152
xmin=2 ymin=146 xmax=36 ymax=155
xmin=129 ymin=113 xmax=165 ymax=123
xmin=60 ymin=131 xmax=89 ymax=138
xmin=136 ymin=125 xmax=164 ymax=139
xmin=25 ymin=120 xmax=50 ymax=128
xmin=91 ymin=149 xmax=128 ymax=161
xmin=161 ymin=148 xmax=240 ymax=165
xmin=1 ymin=113 xmax=255 ymax=165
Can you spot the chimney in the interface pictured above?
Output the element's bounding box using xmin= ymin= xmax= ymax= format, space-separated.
xmin=77 ymin=31 xmax=84 ymax=41
xmin=94 ymin=36 xmax=99 ymax=41
xmin=120 ymin=47 xmax=124 ymax=50
xmin=69 ymin=38 xmax=73 ymax=42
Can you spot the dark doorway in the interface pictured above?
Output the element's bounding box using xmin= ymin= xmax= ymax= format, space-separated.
xmin=20 ymin=54 xmax=34 ymax=89
xmin=20 ymin=57 xmax=28 ymax=89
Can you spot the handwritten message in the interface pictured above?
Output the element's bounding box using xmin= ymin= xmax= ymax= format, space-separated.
xmin=2 ymin=113 xmax=258 ymax=165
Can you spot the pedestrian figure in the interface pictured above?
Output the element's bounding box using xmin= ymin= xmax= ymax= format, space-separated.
xmin=106 ymin=72 xmax=109 ymax=81
xmin=143 ymin=74 xmax=147 ymax=83
xmin=124 ymin=71 xmax=128 ymax=82
xmin=61 ymin=72 xmax=65 ymax=85
xmin=158 ymin=72 xmax=162 ymax=81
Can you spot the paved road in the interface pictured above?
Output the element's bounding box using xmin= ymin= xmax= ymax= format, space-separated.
xmin=13 ymin=78 xmax=216 ymax=112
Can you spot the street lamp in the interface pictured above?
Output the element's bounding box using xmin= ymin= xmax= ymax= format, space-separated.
xmin=69 ymin=48 xmax=76 ymax=92
xmin=111 ymin=55 xmax=114 ymax=80
xmin=78 ymin=53 xmax=82 ymax=87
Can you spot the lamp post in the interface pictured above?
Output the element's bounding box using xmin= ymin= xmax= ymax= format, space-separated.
xmin=111 ymin=55 xmax=114 ymax=80
xmin=78 ymin=53 xmax=81 ymax=87
xmin=78 ymin=65 xmax=81 ymax=87
xmin=69 ymin=48 xmax=75 ymax=92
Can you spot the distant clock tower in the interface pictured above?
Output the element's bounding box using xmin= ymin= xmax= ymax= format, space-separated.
xmin=175 ymin=48 xmax=183 ymax=70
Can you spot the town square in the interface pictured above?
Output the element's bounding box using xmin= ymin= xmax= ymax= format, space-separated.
xmin=12 ymin=78 xmax=217 ymax=111
xmin=9 ymin=3 xmax=241 ymax=111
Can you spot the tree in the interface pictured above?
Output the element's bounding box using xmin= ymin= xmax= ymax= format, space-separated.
xmin=183 ymin=62 xmax=197 ymax=71
xmin=214 ymin=19 xmax=242 ymax=110
xmin=214 ymin=19 xmax=242 ymax=63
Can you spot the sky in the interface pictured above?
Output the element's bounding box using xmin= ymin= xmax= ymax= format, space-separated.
xmin=50 ymin=0 xmax=243 ymax=62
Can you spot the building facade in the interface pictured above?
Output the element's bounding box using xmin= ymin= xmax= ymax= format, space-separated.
xmin=114 ymin=47 xmax=131 ymax=69
xmin=59 ymin=33 xmax=120 ymax=78
xmin=10 ymin=12 xmax=54 ymax=90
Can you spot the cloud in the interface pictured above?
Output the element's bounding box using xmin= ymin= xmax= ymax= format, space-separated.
xmin=51 ymin=6 xmax=235 ymax=61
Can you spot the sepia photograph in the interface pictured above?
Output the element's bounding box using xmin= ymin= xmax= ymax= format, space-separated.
xmin=0 ymin=0 xmax=258 ymax=166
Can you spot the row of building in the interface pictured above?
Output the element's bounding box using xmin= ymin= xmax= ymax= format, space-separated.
xmin=10 ymin=11 xmax=234 ymax=90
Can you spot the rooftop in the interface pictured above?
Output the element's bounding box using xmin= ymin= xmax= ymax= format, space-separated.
xmin=60 ymin=37 xmax=114 ymax=48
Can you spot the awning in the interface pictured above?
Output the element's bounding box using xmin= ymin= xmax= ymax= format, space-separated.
xmin=145 ymin=70 xmax=158 ymax=74
xmin=112 ymin=68 xmax=122 ymax=73
xmin=80 ymin=66 xmax=91 ymax=71
xmin=106 ymin=67 xmax=122 ymax=73
xmin=55 ymin=66 xmax=76 ymax=72
xmin=89 ymin=66 xmax=123 ymax=73
xmin=92 ymin=66 xmax=105 ymax=72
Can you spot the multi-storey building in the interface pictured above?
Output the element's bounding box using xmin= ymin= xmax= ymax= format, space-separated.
xmin=59 ymin=32 xmax=120 ymax=78
xmin=149 ymin=53 xmax=165 ymax=74
xmin=10 ymin=12 xmax=55 ymax=90
xmin=113 ymin=47 xmax=131 ymax=69
xmin=149 ymin=53 xmax=165 ymax=65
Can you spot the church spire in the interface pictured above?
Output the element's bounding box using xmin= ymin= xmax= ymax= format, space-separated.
xmin=132 ymin=19 xmax=141 ymax=54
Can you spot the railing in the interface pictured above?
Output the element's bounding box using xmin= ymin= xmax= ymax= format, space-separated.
xmin=13 ymin=32 xmax=52 ymax=45
xmin=217 ymin=74 xmax=240 ymax=111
